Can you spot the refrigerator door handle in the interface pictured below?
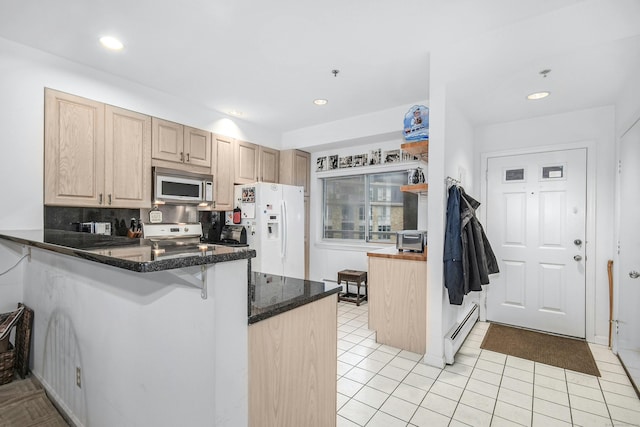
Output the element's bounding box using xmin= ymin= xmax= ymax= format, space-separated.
xmin=281 ymin=200 xmax=287 ymax=259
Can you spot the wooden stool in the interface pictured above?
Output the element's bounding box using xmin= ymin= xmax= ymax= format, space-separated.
xmin=337 ymin=270 xmax=368 ymax=306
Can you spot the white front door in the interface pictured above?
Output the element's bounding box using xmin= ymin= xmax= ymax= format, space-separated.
xmin=617 ymin=119 xmax=640 ymax=389
xmin=486 ymin=149 xmax=587 ymax=337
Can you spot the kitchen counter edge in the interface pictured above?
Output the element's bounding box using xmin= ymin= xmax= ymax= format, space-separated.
xmin=367 ymin=245 xmax=427 ymax=261
xmin=0 ymin=230 xmax=256 ymax=273
xmin=248 ymin=276 xmax=341 ymax=325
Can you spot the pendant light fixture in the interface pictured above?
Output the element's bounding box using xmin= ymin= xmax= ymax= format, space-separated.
xmin=527 ymin=69 xmax=551 ymax=100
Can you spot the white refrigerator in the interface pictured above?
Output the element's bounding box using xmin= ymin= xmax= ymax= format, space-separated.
xmin=231 ymin=182 xmax=304 ymax=279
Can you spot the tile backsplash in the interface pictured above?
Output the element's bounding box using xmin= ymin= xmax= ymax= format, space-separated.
xmin=44 ymin=206 xmax=142 ymax=236
xmin=45 ymin=205 xmax=211 ymax=237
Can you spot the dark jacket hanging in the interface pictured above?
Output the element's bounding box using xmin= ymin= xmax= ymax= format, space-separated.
xmin=444 ymin=185 xmax=499 ymax=305
xmin=444 ymin=185 xmax=465 ymax=304
xmin=460 ymin=188 xmax=499 ymax=294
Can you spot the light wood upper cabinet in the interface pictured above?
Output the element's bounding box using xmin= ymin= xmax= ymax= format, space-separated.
xmin=151 ymin=118 xmax=183 ymax=163
xmin=234 ymin=139 xmax=259 ymax=184
xmin=152 ymin=118 xmax=211 ymax=170
xmin=279 ymin=149 xmax=310 ymax=196
xmin=184 ymin=126 xmax=212 ymax=168
xmin=104 ymin=105 xmax=152 ymax=208
xmin=44 ymin=89 xmax=152 ymax=208
xmin=45 ymin=89 xmax=105 ymax=206
xmin=259 ymin=146 xmax=279 ymax=183
xmin=212 ymin=134 xmax=235 ymax=211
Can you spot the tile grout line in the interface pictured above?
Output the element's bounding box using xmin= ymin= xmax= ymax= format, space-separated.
xmin=337 ymin=303 xmax=640 ymax=426
xmin=337 ymin=304 xmax=420 ymax=426
xmin=597 ymin=372 xmax=616 ymax=426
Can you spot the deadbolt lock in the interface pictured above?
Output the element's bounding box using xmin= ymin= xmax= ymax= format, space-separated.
xmin=574 ymin=239 xmax=583 ymax=246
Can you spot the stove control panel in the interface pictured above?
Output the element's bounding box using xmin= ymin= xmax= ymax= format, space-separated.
xmin=142 ymin=222 xmax=203 ymax=240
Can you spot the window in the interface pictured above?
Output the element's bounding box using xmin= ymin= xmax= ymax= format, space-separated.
xmin=323 ymin=171 xmax=417 ymax=243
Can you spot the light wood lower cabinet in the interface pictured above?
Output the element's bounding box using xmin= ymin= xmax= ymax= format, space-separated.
xmin=368 ymin=255 xmax=427 ymax=354
xmin=249 ymin=295 xmax=337 ymax=427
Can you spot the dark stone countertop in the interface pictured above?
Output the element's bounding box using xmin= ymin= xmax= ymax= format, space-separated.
xmin=0 ymin=229 xmax=255 ymax=273
xmin=248 ymin=272 xmax=341 ymax=324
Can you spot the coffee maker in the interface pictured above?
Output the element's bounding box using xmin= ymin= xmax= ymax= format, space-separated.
xmin=206 ymin=211 xmax=224 ymax=243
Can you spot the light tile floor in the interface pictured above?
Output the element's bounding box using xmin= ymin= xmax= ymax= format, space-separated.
xmin=336 ymin=301 xmax=640 ymax=427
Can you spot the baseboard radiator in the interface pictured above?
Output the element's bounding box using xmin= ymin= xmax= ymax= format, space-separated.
xmin=444 ymin=303 xmax=479 ymax=364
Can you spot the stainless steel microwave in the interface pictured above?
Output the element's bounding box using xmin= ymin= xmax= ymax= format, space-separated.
xmin=153 ymin=167 xmax=213 ymax=205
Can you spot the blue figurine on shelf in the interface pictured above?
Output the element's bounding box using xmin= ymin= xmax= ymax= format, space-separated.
xmin=403 ymin=105 xmax=429 ymax=142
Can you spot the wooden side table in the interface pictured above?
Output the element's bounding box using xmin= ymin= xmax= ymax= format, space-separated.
xmin=337 ymin=269 xmax=368 ymax=306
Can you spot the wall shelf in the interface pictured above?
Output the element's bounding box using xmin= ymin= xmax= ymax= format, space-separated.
xmin=401 ymin=140 xmax=429 ymax=161
xmin=400 ymin=183 xmax=428 ymax=194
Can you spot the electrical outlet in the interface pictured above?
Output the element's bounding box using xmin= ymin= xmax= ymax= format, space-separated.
xmin=76 ymin=367 xmax=81 ymax=388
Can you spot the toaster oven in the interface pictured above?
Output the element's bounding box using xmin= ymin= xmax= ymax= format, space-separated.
xmin=396 ymin=230 xmax=427 ymax=252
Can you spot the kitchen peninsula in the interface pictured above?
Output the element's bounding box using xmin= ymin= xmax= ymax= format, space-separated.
xmin=367 ymin=246 xmax=428 ymax=354
xmin=0 ymin=229 xmax=340 ymax=427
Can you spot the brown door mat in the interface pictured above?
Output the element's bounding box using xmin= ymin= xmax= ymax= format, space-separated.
xmin=480 ymin=323 xmax=601 ymax=377
xmin=0 ymin=379 xmax=69 ymax=426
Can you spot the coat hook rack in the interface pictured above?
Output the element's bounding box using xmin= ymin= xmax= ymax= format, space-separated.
xmin=446 ymin=176 xmax=461 ymax=187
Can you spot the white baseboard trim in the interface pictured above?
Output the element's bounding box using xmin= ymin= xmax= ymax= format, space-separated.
xmin=591 ymin=334 xmax=609 ymax=347
xmin=31 ymin=371 xmax=84 ymax=427
xmin=422 ymin=352 xmax=446 ymax=369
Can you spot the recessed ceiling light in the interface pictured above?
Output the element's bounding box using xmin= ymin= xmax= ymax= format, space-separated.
xmin=227 ymin=110 xmax=244 ymax=117
xmin=313 ymin=99 xmax=328 ymax=106
xmin=527 ymin=91 xmax=550 ymax=100
xmin=99 ymin=36 xmax=124 ymax=51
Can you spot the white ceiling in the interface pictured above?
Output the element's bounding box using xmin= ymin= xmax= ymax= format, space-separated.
xmin=0 ymin=0 xmax=638 ymax=133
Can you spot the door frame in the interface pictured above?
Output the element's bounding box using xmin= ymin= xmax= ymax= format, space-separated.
xmin=613 ymin=115 xmax=640 ymax=356
xmin=479 ymin=140 xmax=598 ymax=344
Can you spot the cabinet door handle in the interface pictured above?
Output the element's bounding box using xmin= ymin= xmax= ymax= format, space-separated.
xmin=108 ymin=194 xmax=112 ymax=205
xmin=99 ymin=193 xmax=103 ymax=204
xmin=180 ymin=152 xmax=185 ymax=162
xmin=186 ymin=153 xmax=190 ymax=162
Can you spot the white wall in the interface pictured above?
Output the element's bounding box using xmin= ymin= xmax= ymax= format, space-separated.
xmin=0 ymin=36 xmax=279 ymax=306
xmin=441 ymin=94 xmax=480 ymax=347
xmin=615 ymin=62 xmax=640 ymax=136
xmin=475 ymin=106 xmax=617 ymax=345
xmin=21 ymin=245 xmax=248 ymax=427
xmin=0 ymin=243 xmax=25 ymax=313
xmin=0 ymin=36 xmax=280 ymax=231
xmin=282 ymin=103 xmax=426 ymax=151
xmin=613 ymin=52 xmax=640 ymax=355
xmin=423 ymin=52 xmax=480 ymax=367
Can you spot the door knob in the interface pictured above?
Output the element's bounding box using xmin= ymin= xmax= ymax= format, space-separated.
xmin=574 ymin=239 xmax=582 ymax=246
xmin=629 ymin=271 xmax=640 ymax=279
xmin=574 ymin=255 xmax=582 ymax=262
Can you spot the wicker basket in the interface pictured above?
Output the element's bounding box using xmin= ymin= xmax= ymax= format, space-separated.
xmin=0 ymin=342 xmax=16 ymax=385
xmin=14 ymin=303 xmax=33 ymax=379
